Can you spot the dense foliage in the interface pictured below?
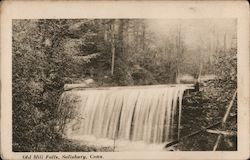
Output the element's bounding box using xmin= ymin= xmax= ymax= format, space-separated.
xmin=12 ymin=19 xmax=237 ymax=151
xmin=180 ymin=48 xmax=237 ymax=151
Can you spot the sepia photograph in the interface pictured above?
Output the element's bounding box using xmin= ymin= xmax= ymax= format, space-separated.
xmin=12 ymin=18 xmax=237 ymax=152
xmin=1 ymin=1 xmax=249 ymax=160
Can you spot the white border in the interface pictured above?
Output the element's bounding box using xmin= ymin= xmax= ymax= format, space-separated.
xmin=1 ymin=1 xmax=249 ymax=160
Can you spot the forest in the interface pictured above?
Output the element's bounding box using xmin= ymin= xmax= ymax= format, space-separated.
xmin=12 ymin=19 xmax=237 ymax=151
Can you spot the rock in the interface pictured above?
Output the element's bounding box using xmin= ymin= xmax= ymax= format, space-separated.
xmin=84 ymin=78 xmax=94 ymax=84
xmin=64 ymin=79 xmax=95 ymax=91
xmin=64 ymin=84 xmax=87 ymax=91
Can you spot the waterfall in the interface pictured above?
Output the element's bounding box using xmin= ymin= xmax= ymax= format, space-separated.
xmin=59 ymin=85 xmax=192 ymax=146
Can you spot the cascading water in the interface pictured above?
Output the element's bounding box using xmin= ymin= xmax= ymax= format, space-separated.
xmin=58 ymin=85 xmax=192 ymax=151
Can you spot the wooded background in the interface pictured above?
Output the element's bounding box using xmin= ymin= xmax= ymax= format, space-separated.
xmin=12 ymin=19 xmax=237 ymax=151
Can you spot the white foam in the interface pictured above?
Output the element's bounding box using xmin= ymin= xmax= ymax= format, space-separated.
xmin=68 ymin=135 xmax=167 ymax=151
